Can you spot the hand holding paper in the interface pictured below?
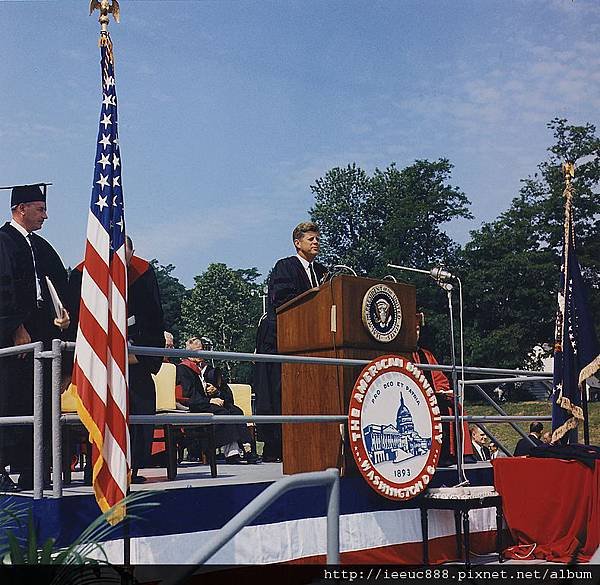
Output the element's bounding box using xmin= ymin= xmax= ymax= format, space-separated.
xmin=54 ymin=307 xmax=70 ymax=330
xmin=45 ymin=276 xmax=70 ymax=330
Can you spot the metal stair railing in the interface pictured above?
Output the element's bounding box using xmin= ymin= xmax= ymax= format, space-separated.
xmin=460 ymin=379 xmax=551 ymax=451
xmin=0 ymin=341 xmax=44 ymax=499
xmin=160 ymin=468 xmax=340 ymax=585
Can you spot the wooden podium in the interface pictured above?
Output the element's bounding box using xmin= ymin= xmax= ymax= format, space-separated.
xmin=277 ymin=275 xmax=417 ymax=475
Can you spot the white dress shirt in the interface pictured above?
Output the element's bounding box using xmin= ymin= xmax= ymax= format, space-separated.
xmin=296 ymin=254 xmax=318 ymax=288
xmin=473 ymin=441 xmax=489 ymax=461
xmin=200 ymin=364 xmax=208 ymax=389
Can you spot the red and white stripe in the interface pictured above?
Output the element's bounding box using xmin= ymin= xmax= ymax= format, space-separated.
xmin=74 ymin=211 xmax=129 ymax=520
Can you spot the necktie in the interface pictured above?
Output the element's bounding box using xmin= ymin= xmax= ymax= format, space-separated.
xmin=309 ymin=263 xmax=318 ymax=288
xmin=27 ymin=234 xmax=43 ymax=301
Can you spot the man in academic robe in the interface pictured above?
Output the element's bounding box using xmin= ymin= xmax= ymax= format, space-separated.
xmin=253 ymin=221 xmax=327 ymax=462
xmin=0 ymin=183 xmax=70 ymax=490
xmin=410 ymin=312 xmax=473 ymax=467
xmin=69 ymin=236 xmax=164 ymax=483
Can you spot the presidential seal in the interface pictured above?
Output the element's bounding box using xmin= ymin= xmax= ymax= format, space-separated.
xmin=361 ymin=284 xmax=402 ymax=343
xmin=348 ymin=355 xmax=442 ymax=501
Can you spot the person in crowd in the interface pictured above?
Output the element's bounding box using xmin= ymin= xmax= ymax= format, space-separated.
xmin=0 ymin=183 xmax=70 ymax=491
xmin=410 ymin=312 xmax=472 ymax=466
xmin=542 ymin=431 xmax=553 ymax=444
xmin=125 ymin=237 xmax=166 ymax=482
xmin=489 ymin=442 xmax=505 ymax=458
xmin=470 ymin=425 xmax=492 ymax=461
xmin=253 ymin=221 xmax=327 ymax=462
xmin=514 ymin=421 xmax=544 ymax=456
xmin=177 ymin=337 xmax=260 ymax=464
xmin=69 ymin=236 xmax=165 ymax=483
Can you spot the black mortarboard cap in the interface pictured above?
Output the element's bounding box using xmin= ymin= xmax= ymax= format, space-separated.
xmin=0 ymin=182 xmax=52 ymax=207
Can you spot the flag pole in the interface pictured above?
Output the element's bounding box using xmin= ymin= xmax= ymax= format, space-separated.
xmin=563 ymin=163 xmax=591 ymax=445
xmin=88 ymin=0 xmax=132 ymax=566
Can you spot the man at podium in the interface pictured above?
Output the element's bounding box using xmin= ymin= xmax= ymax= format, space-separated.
xmin=254 ymin=221 xmax=327 ymax=462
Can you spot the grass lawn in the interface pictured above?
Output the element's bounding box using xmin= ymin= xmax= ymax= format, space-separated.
xmin=465 ymin=400 xmax=600 ymax=454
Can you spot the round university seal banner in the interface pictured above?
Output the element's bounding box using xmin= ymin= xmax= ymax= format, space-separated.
xmin=348 ymin=355 xmax=442 ymax=501
xmin=361 ymin=284 xmax=402 ymax=343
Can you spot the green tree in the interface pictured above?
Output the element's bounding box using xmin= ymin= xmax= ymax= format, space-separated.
xmin=150 ymin=260 xmax=187 ymax=346
xmin=460 ymin=196 xmax=557 ymax=369
xmin=461 ymin=118 xmax=600 ymax=370
xmin=371 ymin=159 xmax=472 ymax=273
xmin=310 ymin=159 xmax=472 ymax=363
xmin=180 ymin=263 xmax=262 ymax=382
xmin=310 ymin=159 xmax=471 ymax=277
xmin=310 ymin=164 xmax=381 ymax=275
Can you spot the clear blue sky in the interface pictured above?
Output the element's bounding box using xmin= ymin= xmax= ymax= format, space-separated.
xmin=1 ymin=0 xmax=598 ymax=286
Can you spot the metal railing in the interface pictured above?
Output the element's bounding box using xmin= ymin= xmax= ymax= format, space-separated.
xmin=0 ymin=339 xmax=555 ymax=499
xmin=0 ymin=341 xmax=44 ymax=499
xmin=161 ymin=468 xmax=340 ymax=584
xmin=459 ymin=378 xmax=553 ymax=453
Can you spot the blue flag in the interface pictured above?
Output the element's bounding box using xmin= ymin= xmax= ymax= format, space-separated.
xmin=552 ymin=168 xmax=600 ymax=442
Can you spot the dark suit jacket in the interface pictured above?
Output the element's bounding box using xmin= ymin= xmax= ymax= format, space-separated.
xmin=514 ymin=434 xmax=544 ymax=457
xmin=472 ymin=443 xmax=492 ymax=461
xmin=0 ymin=222 xmax=69 ymax=346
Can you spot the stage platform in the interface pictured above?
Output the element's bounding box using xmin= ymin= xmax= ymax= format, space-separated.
xmin=2 ymin=461 xmax=500 ymax=565
xmin=7 ymin=459 xmax=494 ymax=496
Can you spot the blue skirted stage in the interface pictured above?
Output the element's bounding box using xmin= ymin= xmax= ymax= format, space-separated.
xmin=1 ymin=461 xmax=499 ymax=566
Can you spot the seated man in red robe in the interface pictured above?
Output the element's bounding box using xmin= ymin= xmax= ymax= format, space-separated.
xmin=176 ymin=337 xmax=259 ymax=464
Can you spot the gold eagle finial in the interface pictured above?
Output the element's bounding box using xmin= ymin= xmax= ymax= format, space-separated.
xmin=90 ymin=0 xmax=121 ymax=29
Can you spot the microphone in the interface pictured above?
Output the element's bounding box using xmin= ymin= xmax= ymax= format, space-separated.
xmin=332 ymin=264 xmax=358 ymax=277
xmin=319 ymin=271 xmax=331 ymax=285
xmin=319 ymin=264 xmax=358 ymax=285
xmin=429 ymin=267 xmax=455 ymax=282
xmin=386 ymin=263 xmax=458 ymax=287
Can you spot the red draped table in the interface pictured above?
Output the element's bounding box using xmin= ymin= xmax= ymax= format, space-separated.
xmin=493 ymin=457 xmax=600 ymax=562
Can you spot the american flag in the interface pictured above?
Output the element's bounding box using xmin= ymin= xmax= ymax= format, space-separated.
xmin=73 ymin=32 xmax=129 ymax=523
xmin=552 ymin=163 xmax=600 ymax=443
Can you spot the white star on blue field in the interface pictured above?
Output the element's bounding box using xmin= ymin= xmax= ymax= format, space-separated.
xmin=1 ymin=0 xmax=598 ymax=285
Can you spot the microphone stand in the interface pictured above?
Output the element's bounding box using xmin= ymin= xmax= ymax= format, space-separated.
xmin=440 ymin=280 xmax=468 ymax=486
xmin=319 ymin=265 xmax=358 ymax=285
xmin=388 ymin=263 xmax=468 ymax=487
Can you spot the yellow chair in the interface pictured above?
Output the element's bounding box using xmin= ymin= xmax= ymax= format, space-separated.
xmin=152 ymin=362 xmax=177 ymax=412
xmin=230 ymin=383 xmax=255 ymax=443
xmin=152 ymin=362 xmax=178 ymax=479
xmin=229 ymin=383 xmax=253 ymax=417
xmin=61 ymin=384 xmax=79 ymax=413
xmin=152 ymin=362 xmax=217 ymax=478
xmin=63 ymin=363 xmax=178 ymax=413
